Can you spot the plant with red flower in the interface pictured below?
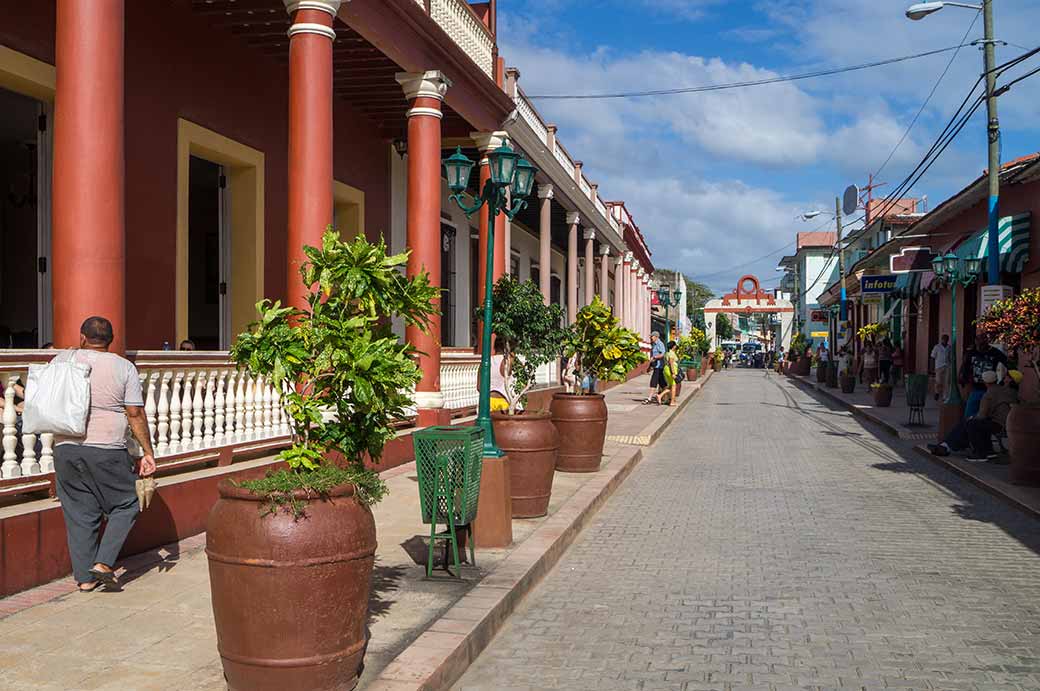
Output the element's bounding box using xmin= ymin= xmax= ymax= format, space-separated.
xmin=976 ymin=287 xmax=1040 ymax=394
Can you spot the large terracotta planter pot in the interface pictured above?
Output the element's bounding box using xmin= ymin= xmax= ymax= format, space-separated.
xmin=840 ymin=375 xmax=856 ymax=394
xmin=686 ymin=368 xmax=699 ymax=381
xmin=1008 ymin=403 xmax=1040 ymax=486
xmin=492 ymin=411 xmax=559 ymax=518
xmin=872 ymin=385 xmax=893 ymax=407
xmin=815 ymin=363 xmax=827 ymax=382
xmin=550 ymin=393 xmax=608 ymax=473
xmin=207 ymin=481 xmax=376 ymax=691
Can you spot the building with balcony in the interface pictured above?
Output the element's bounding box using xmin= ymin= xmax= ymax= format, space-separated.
xmin=776 ymin=232 xmax=838 ymax=346
xmin=0 ymin=0 xmax=658 ymax=597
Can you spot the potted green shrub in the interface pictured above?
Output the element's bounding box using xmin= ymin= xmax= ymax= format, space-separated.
xmin=487 ymin=276 xmax=567 ymax=517
xmin=552 ymin=297 xmax=645 ymax=472
xmin=976 ymin=287 xmax=1040 ymax=485
xmin=677 ymin=328 xmax=708 ymax=380
xmin=206 ymin=230 xmax=438 ymax=690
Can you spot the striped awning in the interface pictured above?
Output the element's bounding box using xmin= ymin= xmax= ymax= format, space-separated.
xmin=953 ymin=212 xmax=1031 ymax=273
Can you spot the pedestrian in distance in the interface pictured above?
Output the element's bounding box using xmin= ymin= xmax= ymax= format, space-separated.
xmin=860 ymin=342 xmax=878 ymax=385
xmin=931 ymin=334 xmax=950 ymax=401
xmin=643 ymin=331 xmax=666 ymax=404
xmin=50 ymin=317 xmax=157 ymax=592
xmin=653 ymin=340 xmax=680 ymax=406
xmin=878 ymin=338 xmax=893 ymax=384
xmin=891 ymin=340 xmax=904 ymax=385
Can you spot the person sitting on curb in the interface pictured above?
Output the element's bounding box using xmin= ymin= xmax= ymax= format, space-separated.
xmin=929 ymin=370 xmax=1018 ymax=461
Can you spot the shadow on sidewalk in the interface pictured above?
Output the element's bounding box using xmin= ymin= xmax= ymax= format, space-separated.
xmin=775 ymin=378 xmax=1040 ymax=557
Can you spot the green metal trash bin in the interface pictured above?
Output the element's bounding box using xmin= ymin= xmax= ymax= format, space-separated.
xmin=413 ymin=425 xmax=484 ymax=577
xmin=905 ymin=374 xmax=929 ymax=427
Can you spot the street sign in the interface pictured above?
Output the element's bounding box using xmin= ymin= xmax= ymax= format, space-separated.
xmin=890 ymin=246 xmax=937 ymax=273
xmin=810 ymin=309 xmax=829 ymax=323
xmin=979 ymin=285 xmax=1014 ymax=317
xmin=860 ymin=275 xmax=898 ymax=293
xmin=862 ymin=293 xmax=883 ymax=305
xmin=811 ymin=331 xmax=829 ymax=338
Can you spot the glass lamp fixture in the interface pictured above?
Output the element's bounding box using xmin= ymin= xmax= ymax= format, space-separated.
xmin=963 ymin=256 xmax=983 ymax=278
xmin=942 ymin=252 xmax=959 ymax=278
xmin=931 ymin=254 xmax=946 ymax=279
xmin=511 ymin=157 xmax=536 ymax=199
xmin=487 ymin=140 xmax=520 ymax=187
xmin=442 ymin=147 xmax=475 ymax=195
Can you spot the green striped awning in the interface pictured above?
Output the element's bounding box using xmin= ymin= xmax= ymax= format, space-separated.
xmin=954 ymin=212 xmax=1031 ymax=273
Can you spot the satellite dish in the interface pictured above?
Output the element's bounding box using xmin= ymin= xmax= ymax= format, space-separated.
xmin=842 ymin=185 xmax=859 ymax=216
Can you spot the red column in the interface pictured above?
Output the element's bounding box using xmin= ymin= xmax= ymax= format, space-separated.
xmin=600 ymin=247 xmax=611 ymax=304
xmin=53 ymin=0 xmax=125 ymax=351
xmin=473 ymin=131 xmax=508 ymax=350
xmin=398 ymin=72 xmax=451 ymax=426
xmin=285 ymin=0 xmax=339 ymax=309
xmin=584 ymin=230 xmax=595 ymax=307
xmin=566 ymin=212 xmax=579 ymax=322
xmin=537 ymin=185 xmax=554 ymax=304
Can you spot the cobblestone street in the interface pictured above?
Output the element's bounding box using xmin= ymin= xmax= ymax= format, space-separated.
xmin=454 ymin=370 xmax=1040 ymax=691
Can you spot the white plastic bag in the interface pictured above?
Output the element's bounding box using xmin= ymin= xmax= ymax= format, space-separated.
xmin=22 ymin=354 xmax=92 ymax=436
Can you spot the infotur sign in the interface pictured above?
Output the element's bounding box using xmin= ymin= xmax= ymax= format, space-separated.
xmin=860 ymin=275 xmax=897 ymax=294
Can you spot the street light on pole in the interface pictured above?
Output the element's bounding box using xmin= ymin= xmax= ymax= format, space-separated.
xmin=655 ymin=283 xmax=681 ymax=342
xmin=930 ymin=253 xmax=983 ymax=406
xmin=906 ymin=0 xmax=1003 ymax=286
xmin=443 ymin=142 xmax=538 ymax=457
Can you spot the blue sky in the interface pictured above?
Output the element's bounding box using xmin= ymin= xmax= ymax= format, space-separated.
xmin=496 ymin=0 xmax=1040 ymax=294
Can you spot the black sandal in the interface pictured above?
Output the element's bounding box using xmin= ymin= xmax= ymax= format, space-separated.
xmin=88 ymin=567 xmax=118 ymax=588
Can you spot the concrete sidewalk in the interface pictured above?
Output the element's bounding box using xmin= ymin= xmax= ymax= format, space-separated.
xmin=788 ymin=369 xmax=939 ymax=441
xmin=0 ymin=372 xmax=711 ymax=691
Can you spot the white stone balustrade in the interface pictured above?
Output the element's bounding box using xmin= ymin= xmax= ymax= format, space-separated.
xmin=428 ymin=0 xmax=494 ymax=77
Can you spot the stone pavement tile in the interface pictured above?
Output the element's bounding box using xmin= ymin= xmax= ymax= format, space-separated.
xmin=453 ymin=370 xmax=1040 ymax=691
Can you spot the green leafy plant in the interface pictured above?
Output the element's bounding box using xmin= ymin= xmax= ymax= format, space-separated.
xmin=857 ymin=321 xmax=889 ymax=344
xmin=487 ymin=276 xmax=567 ymax=414
xmin=790 ymin=331 xmax=808 ymax=355
xmin=676 ymin=327 xmax=709 ymax=360
xmin=976 ymin=286 xmax=1040 ymax=394
xmin=563 ymin=297 xmax=646 ymax=393
xmin=230 ymin=228 xmax=439 ymax=511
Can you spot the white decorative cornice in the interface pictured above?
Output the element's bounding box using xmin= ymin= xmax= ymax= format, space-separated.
xmin=396 ymin=71 xmax=452 ymax=102
xmin=405 ymin=106 xmax=443 ymax=120
xmin=623 ymin=251 xmax=633 ymax=263
xmin=566 ymin=211 xmax=581 ymax=226
xmin=287 ymin=22 xmax=337 ymax=40
xmin=284 ymin=0 xmax=342 ymax=16
xmin=471 ymin=130 xmax=508 ymax=153
xmin=599 ymin=245 xmax=611 ymax=256
xmin=537 ymin=184 xmax=554 ymax=200
xmin=583 ymin=229 xmax=596 ymax=241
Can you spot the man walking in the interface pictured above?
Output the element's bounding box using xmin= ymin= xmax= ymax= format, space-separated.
xmin=54 ymin=317 xmax=156 ymax=591
xmin=643 ymin=331 xmax=666 ymax=404
xmin=931 ymin=334 xmax=950 ymax=401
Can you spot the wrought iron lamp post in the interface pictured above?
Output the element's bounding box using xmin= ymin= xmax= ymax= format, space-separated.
xmin=443 ymin=142 xmax=538 ymax=457
xmin=930 ymin=252 xmax=983 ymax=406
xmin=655 ymin=284 xmax=681 ymax=342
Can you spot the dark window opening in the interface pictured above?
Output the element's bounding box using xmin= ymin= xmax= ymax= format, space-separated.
xmin=187 ymin=156 xmax=223 ymax=351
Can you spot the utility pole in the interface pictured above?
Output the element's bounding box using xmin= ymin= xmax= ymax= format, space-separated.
xmin=835 ymin=196 xmax=848 ymax=345
xmin=982 ymin=0 xmax=1001 ymax=286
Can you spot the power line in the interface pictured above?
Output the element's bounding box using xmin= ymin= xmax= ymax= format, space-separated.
xmin=528 ymin=45 xmax=971 ymax=100
xmin=687 ymin=241 xmax=796 ymax=283
xmin=873 ymin=10 xmax=980 ymax=179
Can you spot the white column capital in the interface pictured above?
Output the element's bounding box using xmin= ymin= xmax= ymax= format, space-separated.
xmin=566 ymin=211 xmax=581 ymax=225
xmin=284 ymin=1 xmax=342 ymax=16
xmin=413 ymin=391 xmax=445 ymax=409
xmin=471 ymin=130 xmax=508 ymax=153
xmin=616 ymin=256 xmax=626 ymax=267
xmin=623 ymin=251 xmax=633 ymax=264
xmin=537 ymin=184 xmax=554 ymax=200
xmin=599 ymin=245 xmax=611 ymax=256
xmin=583 ymin=228 xmax=597 ymax=241
xmin=396 ymin=71 xmax=452 ymax=102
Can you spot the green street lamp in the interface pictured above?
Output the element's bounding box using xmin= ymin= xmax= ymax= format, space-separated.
xmin=930 ymin=252 xmax=982 ymax=406
xmin=443 ymin=142 xmax=538 ymax=457
xmin=655 ymin=283 xmax=681 ymax=342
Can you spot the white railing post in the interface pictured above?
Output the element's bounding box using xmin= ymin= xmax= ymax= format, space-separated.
xmin=242 ymin=374 xmax=255 ymax=440
xmin=2 ymin=376 xmax=21 ymax=478
xmin=192 ymin=370 xmax=204 ymax=448
xmin=214 ymin=371 xmax=226 ymax=444
xmin=169 ymin=372 xmax=183 ymax=453
xmin=156 ymin=371 xmax=171 ymax=455
xmin=203 ymin=370 xmax=215 ymax=446
xmin=235 ymin=372 xmax=247 ymax=440
xmin=143 ymin=372 xmax=157 ymax=450
xmin=39 ymin=433 xmax=54 ymax=473
xmin=20 ymin=432 xmax=38 ymax=476
xmin=180 ymin=372 xmax=194 ymax=450
xmin=225 ymin=370 xmax=238 ymax=440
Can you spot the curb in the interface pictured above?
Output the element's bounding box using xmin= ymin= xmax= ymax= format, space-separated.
xmin=912 ymin=444 xmax=1040 ymax=520
xmin=365 ymin=445 xmax=645 ymax=691
xmin=607 ymin=370 xmax=713 ymax=446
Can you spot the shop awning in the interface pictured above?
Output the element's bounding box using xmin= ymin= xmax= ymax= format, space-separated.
xmin=953 ymin=213 xmax=1031 ymax=273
